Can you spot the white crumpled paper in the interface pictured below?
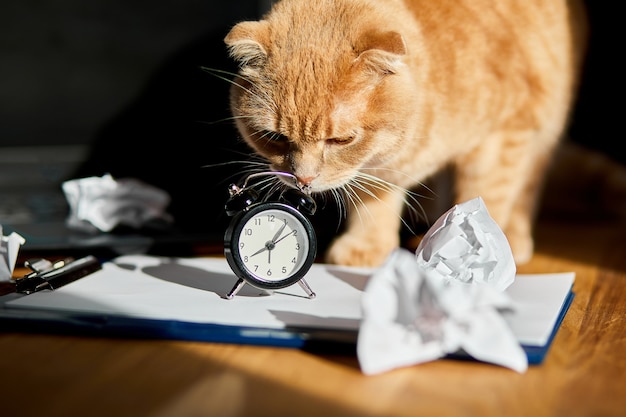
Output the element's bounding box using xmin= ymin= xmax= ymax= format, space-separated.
xmin=416 ymin=196 xmax=516 ymax=291
xmin=0 ymin=225 xmax=25 ymax=282
xmin=62 ymin=174 xmax=173 ymax=233
xmin=358 ymin=197 xmax=528 ymax=374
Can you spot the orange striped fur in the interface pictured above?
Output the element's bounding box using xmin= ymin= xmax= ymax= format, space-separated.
xmin=225 ymin=0 xmax=588 ymax=267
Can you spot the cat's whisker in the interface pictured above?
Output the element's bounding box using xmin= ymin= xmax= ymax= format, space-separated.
xmin=201 ymin=159 xmax=272 ymax=190
xmin=201 ymin=67 xmax=276 ymax=117
xmin=201 ymin=67 xmax=258 ymax=93
xmin=341 ymin=182 xmax=374 ymax=227
xmin=331 ymin=188 xmax=349 ymax=221
xmin=356 ymin=171 xmax=430 ymax=220
xmin=253 ymin=178 xmax=278 ymax=196
xmin=201 ymin=159 xmax=267 ymax=169
xmin=200 ymin=67 xmax=241 ymax=79
xmin=349 ymin=173 xmax=425 ymax=234
xmin=359 ymin=167 xmax=437 ymax=200
xmin=243 ymin=126 xmax=280 ymax=145
xmin=196 ymin=69 xmax=276 ymax=133
xmin=258 ymin=130 xmax=277 ymax=142
xmin=197 ymin=114 xmax=258 ymax=126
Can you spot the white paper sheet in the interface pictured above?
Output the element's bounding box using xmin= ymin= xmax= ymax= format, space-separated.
xmin=6 ymin=254 xmax=574 ymax=348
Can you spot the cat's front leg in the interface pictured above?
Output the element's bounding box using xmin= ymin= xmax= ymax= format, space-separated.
xmin=454 ymin=132 xmax=545 ymax=265
xmin=325 ymin=188 xmax=406 ymax=267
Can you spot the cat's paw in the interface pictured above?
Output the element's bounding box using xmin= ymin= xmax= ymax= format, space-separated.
xmin=325 ymin=233 xmax=398 ymax=268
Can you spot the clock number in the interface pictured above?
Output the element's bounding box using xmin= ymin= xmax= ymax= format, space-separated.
xmin=267 ymin=269 xmax=272 ymax=276
xmin=243 ymin=256 xmax=249 ymax=262
xmin=239 ymin=242 xmax=245 ymax=249
xmin=291 ymin=257 xmax=297 ymax=264
xmin=254 ymin=218 xmax=262 ymax=226
xmin=244 ymin=228 xmax=253 ymax=236
xmin=295 ymin=243 xmax=300 ymax=250
xmin=282 ymin=266 xmax=287 ymax=273
xmin=267 ymin=214 xmax=275 ymax=222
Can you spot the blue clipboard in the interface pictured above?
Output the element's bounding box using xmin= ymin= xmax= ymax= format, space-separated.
xmin=0 ymin=255 xmax=575 ymax=363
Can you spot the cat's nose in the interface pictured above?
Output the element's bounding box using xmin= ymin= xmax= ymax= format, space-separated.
xmin=295 ymin=175 xmax=316 ymax=188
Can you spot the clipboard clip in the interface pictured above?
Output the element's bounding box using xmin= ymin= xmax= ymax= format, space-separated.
xmin=15 ymin=255 xmax=101 ymax=295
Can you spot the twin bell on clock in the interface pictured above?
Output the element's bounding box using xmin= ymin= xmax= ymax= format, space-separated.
xmin=222 ymin=172 xmax=318 ymax=300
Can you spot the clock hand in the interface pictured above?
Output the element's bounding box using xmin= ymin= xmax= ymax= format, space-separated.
xmin=250 ymin=246 xmax=267 ymax=257
xmin=251 ymin=221 xmax=287 ymax=260
xmin=272 ymin=221 xmax=288 ymax=243
xmin=274 ymin=230 xmax=296 ymax=245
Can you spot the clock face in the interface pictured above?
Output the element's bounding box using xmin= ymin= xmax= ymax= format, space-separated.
xmin=228 ymin=204 xmax=315 ymax=287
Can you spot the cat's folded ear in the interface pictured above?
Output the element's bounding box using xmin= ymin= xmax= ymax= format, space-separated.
xmin=224 ymin=20 xmax=270 ymax=68
xmin=356 ymin=30 xmax=407 ymax=75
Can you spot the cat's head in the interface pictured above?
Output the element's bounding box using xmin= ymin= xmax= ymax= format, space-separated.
xmin=224 ymin=1 xmax=416 ymax=193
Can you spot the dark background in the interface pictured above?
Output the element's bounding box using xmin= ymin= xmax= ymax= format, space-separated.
xmin=0 ymin=0 xmax=267 ymax=148
xmin=1 ymin=1 xmax=619 ymax=155
xmin=0 ymin=1 xmax=622 ymax=250
xmin=0 ymin=0 xmax=278 ymax=247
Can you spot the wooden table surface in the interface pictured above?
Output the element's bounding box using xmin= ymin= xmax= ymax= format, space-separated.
xmin=1 ymin=219 xmax=625 ymax=417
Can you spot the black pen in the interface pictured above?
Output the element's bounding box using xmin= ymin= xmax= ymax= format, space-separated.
xmin=15 ymin=255 xmax=101 ymax=294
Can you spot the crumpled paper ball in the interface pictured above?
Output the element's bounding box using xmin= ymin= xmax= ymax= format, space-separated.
xmin=0 ymin=225 xmax=25 ymax=282
xmin=415 ymin=197 xmax=516 ymax=291
xmin=357 ymin=197 xmax=527 ymax=374
xmin=62 ymin=174 xmax=173 ymax=233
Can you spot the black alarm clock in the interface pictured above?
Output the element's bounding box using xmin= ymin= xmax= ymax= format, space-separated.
xmin=223 ymin=172 xmax=317 ymax=300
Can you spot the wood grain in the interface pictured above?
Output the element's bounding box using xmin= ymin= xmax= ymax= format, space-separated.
xmin=1 ymin=219 xmax=625 ymax=417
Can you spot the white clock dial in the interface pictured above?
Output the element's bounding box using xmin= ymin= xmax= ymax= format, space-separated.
xmin=237 ymin=208 xmax=310 ymax=282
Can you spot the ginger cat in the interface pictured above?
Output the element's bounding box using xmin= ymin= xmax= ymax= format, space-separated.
xmin=223 ymin=0 xmax=587 ymax=267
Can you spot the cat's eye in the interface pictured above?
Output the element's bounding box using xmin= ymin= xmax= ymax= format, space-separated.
xmin=326 ymin=136 xmax=355 ymax=145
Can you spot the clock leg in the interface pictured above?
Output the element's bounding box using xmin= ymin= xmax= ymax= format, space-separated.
xmin=225 ymin=278 xmax=246 ymax=300
xmin=298 ymin=279 xmax=316 ymax=299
